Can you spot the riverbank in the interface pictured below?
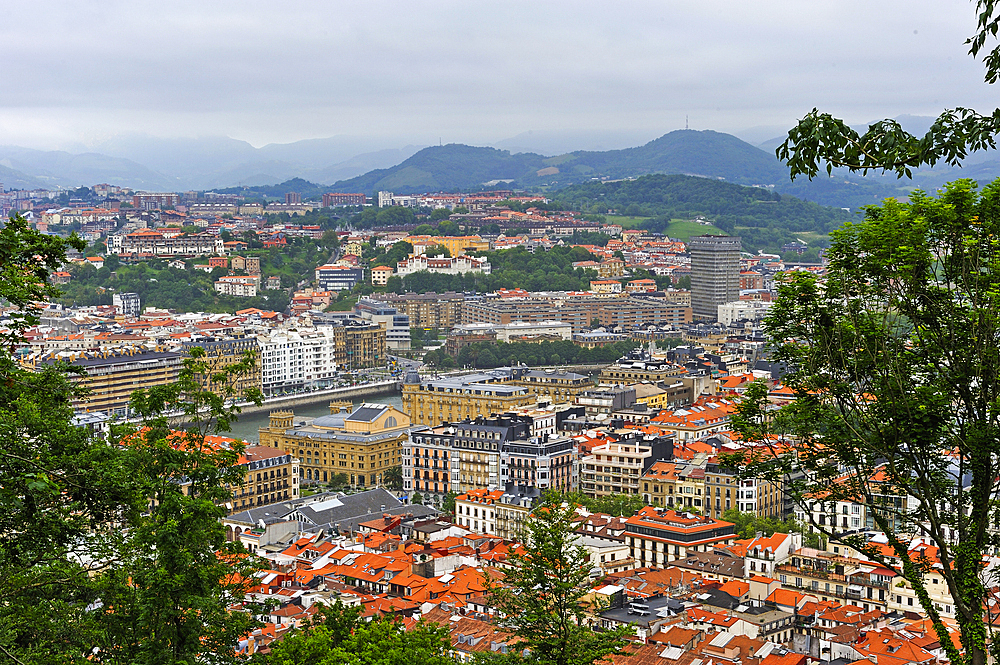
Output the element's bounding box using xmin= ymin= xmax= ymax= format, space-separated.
xmin=235 ymin=380 xmax=400 ymax=416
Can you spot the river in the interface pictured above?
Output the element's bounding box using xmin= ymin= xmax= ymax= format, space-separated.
xmin=226 ymin=393 xmax=404 ymax=443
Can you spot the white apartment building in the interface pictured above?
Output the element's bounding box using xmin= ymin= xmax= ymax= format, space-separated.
xmin=258 ymin=328 xmax=339 ymax=394
xmin=215 ymin=276 xmax=259 ymax=297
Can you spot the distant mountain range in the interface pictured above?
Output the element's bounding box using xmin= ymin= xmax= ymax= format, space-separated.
xmin=4 ymin=121 xmax=1000 ymax=210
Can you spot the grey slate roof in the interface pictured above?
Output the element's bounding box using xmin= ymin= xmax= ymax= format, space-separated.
xmin=347 ymin=404 xmax=386 ymax=423
xmin=227 ymin=487 xmax=440 ymax=536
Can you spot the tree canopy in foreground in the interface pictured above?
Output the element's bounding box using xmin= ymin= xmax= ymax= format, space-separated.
xmin=779 ymin=2 xmax=1000 ymax=179
xmin=727 ymin=179 xmax=1000 ymax=665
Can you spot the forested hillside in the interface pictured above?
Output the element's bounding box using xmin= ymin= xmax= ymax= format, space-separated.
xmin=333 ymin=145 xmax=546 ymax=194
xmin=326 ymin=130 xmax=908 ymax=211
xmin=551 ymin=174 xmax=856 ymax=253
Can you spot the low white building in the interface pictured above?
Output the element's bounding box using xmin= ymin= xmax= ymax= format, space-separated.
xmin=396 ymin=254 xmax=491 ymax=276
xmin=496 ymin=320 xmax=572 ymax=342
xmin=717 ymin=300 xmax=771 ymax=327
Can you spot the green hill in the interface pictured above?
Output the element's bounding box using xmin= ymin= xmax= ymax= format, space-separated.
xmin=532 ymin=129 xmax=789 ymax=187
xmin=330 ymin=131 xmax=787 ymax=194
xmin=327 ymin=131 xmax=906 ymax=210
xmin=332 ymin=144 xmax=546 ymax=193
xmin=551 ymin=173 xmax=856 ymax=254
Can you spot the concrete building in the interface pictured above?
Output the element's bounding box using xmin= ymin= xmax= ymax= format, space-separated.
xmin=215 ymin=275 xmax=259 ymax=297
xmin=112 ymin=292 xmax=141 ymax=318
xmin=315 ymin=264 xmax=365 ymax=291
xmin=380 ymin=291 xmax=464 ymax=329
xmin=32 ymin=349 xmax=183 ymax=417
xmin=717 ymin=300 xmax=772 ymax=327
xmin=401 ymin=370 xmax=536 ymax=427
xmin=454 ymin=487 xmax=536 ymax=540
xmin=495 ymin=320 xmax=572 ymax=342
xmin=354 ymin=298 xmax=410 ymax=351
xmin=132 ymin=192 xmax=179 ymax=210
xmin=323 ymin=192 xmax=366 ymax=207
xmin=258 ymin=328 xmax=341 ymax=394
xmin=689 ymin=235 xmax=741 ymax=320
xmin=227 ymin=444 xmax=299 ymax=514
xmin=371 ymin=265 xmax=393 ymax=286
xmin=181 ymin=337 xmax=261 ymax=402
xmin=501 ymin=431 xmax=576 ymax=493
xmin=402 ymin=413 xmax=570 ymax=502
xmin=624 ymin=507 xmax=736 ymax=566
xmin=396 ymin=254 xmax=491 ymax=276
xmin=117 ymin=229 xmax=225 ymax=258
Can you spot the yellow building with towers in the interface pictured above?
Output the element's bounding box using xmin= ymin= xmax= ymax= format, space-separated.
xmin=401 ymin=367 xmax=593 ymax=427
xmin=258 ymin=402 xmax=410 ymax=489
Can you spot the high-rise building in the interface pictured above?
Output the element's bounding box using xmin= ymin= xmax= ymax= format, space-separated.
xmin=689 ymin=235 xmax=741 ymax=320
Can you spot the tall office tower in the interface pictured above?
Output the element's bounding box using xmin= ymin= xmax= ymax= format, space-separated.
xmin=689 ymin=235 xmax=741 ymax=320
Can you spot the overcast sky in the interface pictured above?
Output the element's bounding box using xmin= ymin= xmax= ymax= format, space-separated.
xmin=0 ymin=0 xmax=993 ymax=151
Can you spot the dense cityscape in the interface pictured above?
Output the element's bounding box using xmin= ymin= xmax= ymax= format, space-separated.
xmin=5 ymin=2 xmax=1000 ymax=663
xmin=0 ymin=176 xmax=975 ymax=664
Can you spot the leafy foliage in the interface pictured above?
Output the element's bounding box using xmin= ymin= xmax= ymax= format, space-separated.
xmin=383 ymin=465 xmax=403 ymax=491
xmin=259 ymin=602 xmax=454 ymax=665
xmin=0 ymin=215 xmax=265 ymax=664
xmin=721 ymin=509 xmax=822 ymax=548
xmin=726 ymin=179 xmax=1000 ymax=665
xmin=554 ymin=491 xmax=646 ymax=518
xmin=56 ymin=234 xmax=337 ymax=312
xmin=779 ymin=2 xmax=1000 ymax=180
xmin=388 ymin=246 xmax=599 ymax=294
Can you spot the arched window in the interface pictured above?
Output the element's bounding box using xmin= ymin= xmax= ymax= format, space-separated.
xmin=385 ymin=416 xmax=397 ymax=428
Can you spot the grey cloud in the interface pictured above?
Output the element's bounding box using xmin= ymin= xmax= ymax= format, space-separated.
xmin=0 ymin=0 xmax=992 ymax=150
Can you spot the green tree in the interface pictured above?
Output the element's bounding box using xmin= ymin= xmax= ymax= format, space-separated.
xmin=726 ymin=179 xmax=1000 ymax=665
xmin=95 ymin=347 xmax=265 ymax=665
xmin=322 ymin=229 xmax=341 ymax=249
xmin=260 ymin=602 xmax=453 ymax=665
xmin=425 ymin=244 xmax=451 ymax=258
xmin=0 ymin=217 xmax=142 ymax=663
xmin=429 ymin=207 xmax=452 ymax=222
xmin=411 ymin=492 xmax=424 ymax=505
xmin=437 ymin=220 xmax=459 ymax=235
xmin=779 ymin=2 xmax=1000 ymax=179
xmin=258 ymin=602 xmax=362 ymax=665
xmin=330 ymin=472 xmax=350 ymax=490
xmin=442 ymin=491 xmax=459 ymax=515
xmin=484 ymin=498 xmax=629 ymax=665
xmin=384 ymin=466 xmax=403 ymax=491
xmin=476 ymin=348 xmax=498 ymax=369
